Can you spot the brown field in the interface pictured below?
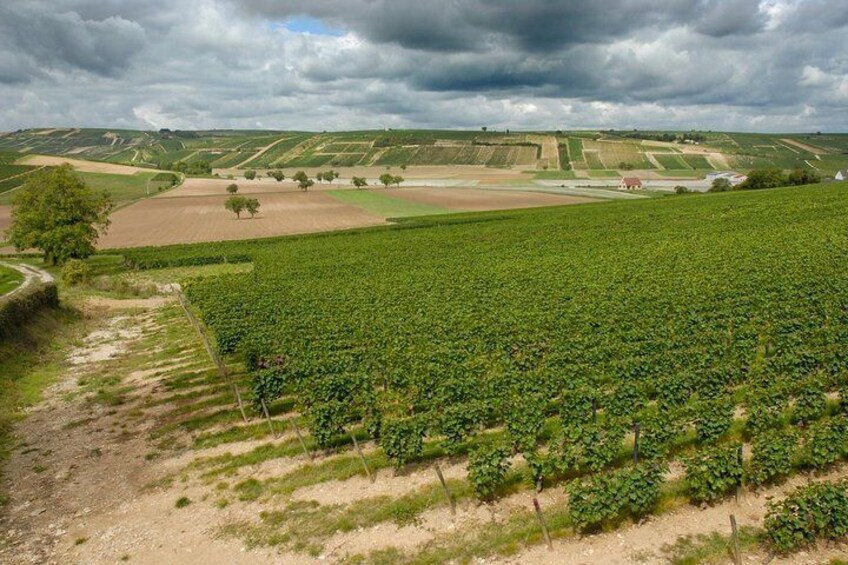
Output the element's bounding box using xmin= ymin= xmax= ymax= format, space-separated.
xmin=16 ymin=155 xmax=162 ymax=175
xmin=214 ymin=165 xmax=533 ymax=182
xmin=391 ymin=186 xmax=594 ymax=211
xmin=97 ymin=191 xmax=386 ymax=249
xmin=0 ymin=206 xmax=9 ymax=237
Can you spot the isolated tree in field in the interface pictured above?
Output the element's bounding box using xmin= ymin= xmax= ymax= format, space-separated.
xmin=245 ymin=198 xmax=261 ymax=218
xmin=226 ymin=183 xmax=239 ymax=194
xmin=8 ymin=164 xmax=113 ymax=265
xmin=270 ymin=170 xmax=285 ymax=182
xmin=244 ymin=169 xmax=257 ymax=180
xmin=393 ymin=175 xmax=404 ymax=187
xmin=352 ymin=176 xmax=368 ymax=189
xmin=710 ymin=177 xmax=732 ymax=192
xmin=400 ymin=164 xmax=407 ymax=171
xmin=293 ymin=171 xmax=314 ymax=191
xmin=225 ymin=196 xmax=248 ymax=219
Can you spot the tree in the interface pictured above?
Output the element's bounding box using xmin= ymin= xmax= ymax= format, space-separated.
xmin=787 ymin=168 xmax=821 ymax=186
xmin=226 ymin=183 xmax=239 ymax=194
xmin=675 ymin=185 xmax=690 ymax=194
xmin=245 ymin=198 xmax=260 ymax=218
xmin=379 ymin=173 xmax=394 ymax=188
xmin=244 ymin=169 xmax=257 ymax=180
xmin=393 ymin=175 xmax=404 ymax=187
xmin=738 ymin=168 xmax=787 ymax=190
xmin=400 ymin=164 xmax=407 ymax=171
xmin=8 ymin=165 xmax=113 ymax=265
xmin=225 ymin=196 xmax=248 ymax=219
xmin=293 ymin=171 xmax=314 ymax=191
xmin=481 ymin=126 xmax=488 ymax=132
xmin=710 ymin=177 xmax=732 ymax=192
xmin=269 ymin=170 xmax=284 ymax=182
xmin=352 ymin=176 xmax=368 ymax=188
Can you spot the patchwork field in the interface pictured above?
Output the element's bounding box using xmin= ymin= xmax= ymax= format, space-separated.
xmin=4 ymin=129 xmax=846 ymax=177
xmin=95 ymin=185 xmax=593 ymax=249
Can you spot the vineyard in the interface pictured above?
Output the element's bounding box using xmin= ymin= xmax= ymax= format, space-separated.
xmin=105 ymin=182 xmax=844 ymax=558
xmin=3 ymin=129 xmax=847 ymax=176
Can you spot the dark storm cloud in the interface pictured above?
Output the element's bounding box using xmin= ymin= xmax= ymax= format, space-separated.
xmin=0 ymin=0 xmax=846 ymax=132
xmin=0 ymin=3 xmax=147 ymax=81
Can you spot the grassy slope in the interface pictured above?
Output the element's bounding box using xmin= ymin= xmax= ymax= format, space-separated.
xmin=0 ymin=265 xmax=24 ymax=295
xmin=326 ymin=189 xmax=450 ymax=218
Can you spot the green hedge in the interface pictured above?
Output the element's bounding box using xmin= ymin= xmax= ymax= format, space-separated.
xmin=0 ymin=282 xmax=59 ymax=340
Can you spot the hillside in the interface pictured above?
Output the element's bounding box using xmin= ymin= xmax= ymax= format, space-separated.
xmin=1 ymin=129 xmax=846 ymax=177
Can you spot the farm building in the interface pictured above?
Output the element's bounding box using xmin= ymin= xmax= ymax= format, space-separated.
xmin=836 ymin=170 xmax=846 ymax=181
xmin=706 ymin=172 xmax=747 ymax=186
xmin=619 ymin=177 xmax=643 ymax=190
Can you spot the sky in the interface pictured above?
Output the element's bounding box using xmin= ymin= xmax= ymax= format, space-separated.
xmin=0 ymin=0 xmax=846 ymax=133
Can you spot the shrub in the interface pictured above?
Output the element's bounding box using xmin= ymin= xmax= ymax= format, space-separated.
xmin=803 ymin=417 xmax=848 ymax=470
xmin=567 ymin=463 xmax=665 ymax=531
xmin=62 ymin=259 xmax=92 ymax=286
xmin=764 ymin=481 xmax=848 ymax=554
xmin=693 ymin=397 xmax=734 ymax=444
xmin=793 ymin=379 xmax=826 ymax=425
xmin=467 ymin=442 xmax=511 ymax=500
xmin=684 ymin=444 xmax=743 ymax=503
xmin=244 ymin=169 xmax=257 ymax=180
xmin=380 ymin=417 xmax=425 ymax=469
xmin=747 ymin=429 xmax=797 ymax=486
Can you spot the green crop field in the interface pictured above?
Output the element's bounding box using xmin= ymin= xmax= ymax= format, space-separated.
xmin=114 ymin=182 xmax=848 ymax=551
xmin=327 ymin=189 xmax=450 ymax=217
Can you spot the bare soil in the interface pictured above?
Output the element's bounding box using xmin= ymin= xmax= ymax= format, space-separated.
xmin=15 ymin=156 xmax=163 ymax=176
xmin=97 ymin=192 xmax=386 ymax=248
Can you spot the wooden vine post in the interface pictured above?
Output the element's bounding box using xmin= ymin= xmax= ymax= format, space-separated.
xmin=533 ymin=498 xmax=553 ymax=551
xmin=290 ymin=417 xmax=312 ymax=459
xmin=260 ymin=397 xmax=277 ymax=438
xmin=736 ymin=445 xmax=744 ymax=503
xmin=632 ymin=423 xmax=641 ymax=464
xmin=729 ymin=514 xmax=741 ymax=564
xmin=351 ymin=433 xmax=374 ymax=483
xmin=434 ymin=464 xmax=456 ymax=515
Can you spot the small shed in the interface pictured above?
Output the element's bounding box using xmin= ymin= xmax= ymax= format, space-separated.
xmin=619 ymin=177 xmax=643 ymax=190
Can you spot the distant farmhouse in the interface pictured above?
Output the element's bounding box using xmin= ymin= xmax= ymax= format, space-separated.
xmin=706 ymin=172 xmax=748 ymax=186
xmin=836 ymin=170 xmax=846 ymax=181
xmin=619 ymin=177 xmax=643 ymax=191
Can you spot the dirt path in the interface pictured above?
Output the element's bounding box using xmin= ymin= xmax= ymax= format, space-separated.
xmin=0 ymin=262 xmax=54 ymax=300
xmin=0 ymin=297 xmax=301 ymax=564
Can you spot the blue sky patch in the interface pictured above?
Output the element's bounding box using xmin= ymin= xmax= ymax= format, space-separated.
xmin=273 ymin=17 xmax=345 ymax=37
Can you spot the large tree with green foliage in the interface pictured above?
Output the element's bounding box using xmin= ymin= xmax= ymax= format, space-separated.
xmin=7 ymin=164 xmax=113 ymax=265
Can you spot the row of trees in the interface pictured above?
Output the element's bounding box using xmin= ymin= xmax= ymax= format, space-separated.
xmin=710 ymin=168 xmax=823 ymax=193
